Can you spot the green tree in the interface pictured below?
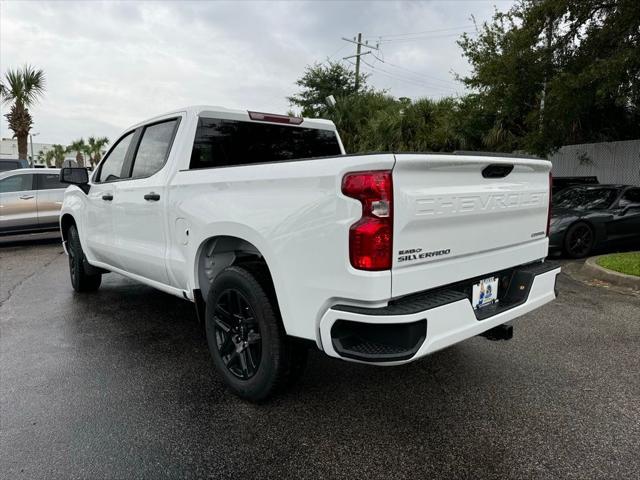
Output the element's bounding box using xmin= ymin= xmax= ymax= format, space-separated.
xmin=35 ymin=149 xmax=47 ymax=166
xmin=0 ymin=65 xmax=46 ymax=160
xmin=43 ymin=150 xmax=54 ymax=167
xmin=323 ymin=92 xmax=485 ymax=154
xmin=66 ymin=138 xmax=86 ymax=167
xmin=325 ymin=91 xmax=399 ymax=152
xmin=46 ymin=144 xmax=66 ymax=168
xmin=287 ymin=61 xmax=369 ymax=117
xmin=86 ymin=136 xmax=109 ymax=167
xmin=458 ymin=0 xmax=640 ymax=155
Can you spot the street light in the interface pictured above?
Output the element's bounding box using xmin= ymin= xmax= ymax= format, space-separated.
xmin=30 ymin=132 xmax=39 ymax=166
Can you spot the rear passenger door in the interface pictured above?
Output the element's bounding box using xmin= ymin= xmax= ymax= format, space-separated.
xmin=112 ymin=118 xmax=180 ymax=285
xmin=35 ymin=172 xmax=66 ymax=229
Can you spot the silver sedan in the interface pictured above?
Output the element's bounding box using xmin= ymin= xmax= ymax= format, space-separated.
xmin=0 ymin=168 xmax=67 ymax=235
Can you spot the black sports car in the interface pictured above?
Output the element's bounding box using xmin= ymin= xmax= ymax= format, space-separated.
xmin=549 ymin=184 xmax=640 ymax=258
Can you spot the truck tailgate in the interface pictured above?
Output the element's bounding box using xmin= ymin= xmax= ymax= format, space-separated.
xmin=392 ymin=153 xmax=551 ymax=297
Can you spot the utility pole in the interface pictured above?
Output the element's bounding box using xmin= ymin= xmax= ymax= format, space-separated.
xmin=341 ymin=33 xmax=378 ymax=91
xmin=354 ymin=33 xmax=362 ymax=90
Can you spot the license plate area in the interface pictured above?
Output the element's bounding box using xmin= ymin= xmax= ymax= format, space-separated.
xmin=472 ymin=277 xmax=499 ymax=310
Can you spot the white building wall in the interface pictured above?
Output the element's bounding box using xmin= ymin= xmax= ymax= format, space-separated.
xmin=549 ymin=139 xmax=640 ymax=186
xmin=0 ymin=138 xmax=58 ymax=164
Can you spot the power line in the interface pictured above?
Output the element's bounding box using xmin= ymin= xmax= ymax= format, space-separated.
xmin=338 ymin=32 xmax=465 ymax=94
xmin=374 ymin=24 xmax=475 ymax=39
xmin=360 ymin=63 xmax=442 ymax=98
xmin=369 ymin=51 xmax=459 ymax=87
xmin=360 ymin=58 xmax=459 ymax=92
xmin=379 ymin=32 xmax=475 ymax=44
xmin=326 ymin=44 xmax=349 ymax=60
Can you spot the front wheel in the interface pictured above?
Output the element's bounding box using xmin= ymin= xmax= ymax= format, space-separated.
xmin=67 ymin=225 xmax=102 ymax=292
xmin=205 ymin=265 xmax=307 ymax=402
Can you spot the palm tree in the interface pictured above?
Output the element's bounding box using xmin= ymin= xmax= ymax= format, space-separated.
xmin=82 ymin=144 xmax=93 ymax=166
xmin=66 ymin=138 xmax=86 ymax=167
xmin=44 ymin=150 xmax=55 ymax=168
xmin=47 ymin=144 xmax=66 ymax=168
xmin=36 ymin=149 xmax=46 ymax=166
xmin=0 ymin=65 xmax=46 ymax=160
xmin=86 ymin=136 xmax=109 ymax=167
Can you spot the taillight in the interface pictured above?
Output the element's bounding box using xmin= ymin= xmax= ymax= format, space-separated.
xmin=342 ymin=171 xmax=393 ymax=271
xmin=547 ymin=172 xmax=553 ymax=236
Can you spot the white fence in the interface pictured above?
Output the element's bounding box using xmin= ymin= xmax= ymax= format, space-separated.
xmin=548 ymin=139 xmax=640 ymax=186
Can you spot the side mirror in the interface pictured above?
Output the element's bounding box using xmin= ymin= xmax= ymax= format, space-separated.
xmin=60 ymin=167 xmax=89 ymax=186
xmin=621 ymin=203 xmax=640 ymax=215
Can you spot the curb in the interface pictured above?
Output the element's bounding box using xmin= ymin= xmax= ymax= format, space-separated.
xmin=582 ymin=255 xmax=640 ymax=290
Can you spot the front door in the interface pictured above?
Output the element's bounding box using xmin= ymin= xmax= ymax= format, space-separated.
xmin=84 ymin=130 xmax=136 ymax=267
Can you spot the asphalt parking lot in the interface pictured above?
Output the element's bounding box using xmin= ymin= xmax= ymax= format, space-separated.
xmin=1 ymin=236 xmax=639 ymax=479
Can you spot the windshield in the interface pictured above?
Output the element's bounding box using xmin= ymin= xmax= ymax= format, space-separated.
xmin=553 ymin=187 xmax=619 ymax=210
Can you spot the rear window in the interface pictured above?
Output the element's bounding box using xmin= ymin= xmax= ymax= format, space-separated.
xmin=189 ymin=117 xmax=341 ymax=169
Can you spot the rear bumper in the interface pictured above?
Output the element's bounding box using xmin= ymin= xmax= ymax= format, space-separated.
xmin=319 ymin=262 xmax=561 ymax=365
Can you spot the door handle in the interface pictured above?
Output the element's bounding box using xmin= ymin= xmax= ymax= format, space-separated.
xmin=102 ymin=194 xmax=113 ymax=201
xmin=144 ymin=192 xmax=160 ymax=201
xmin=19 ymin=195 xmax=34 ymax=200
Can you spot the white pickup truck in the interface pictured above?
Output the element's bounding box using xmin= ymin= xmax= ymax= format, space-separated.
xmin=59 ymin=105 xmax=560 ymax=401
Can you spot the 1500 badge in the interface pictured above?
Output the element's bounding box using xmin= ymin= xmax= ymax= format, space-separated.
xmin=397 ymin=248 xmax=451 ymax=263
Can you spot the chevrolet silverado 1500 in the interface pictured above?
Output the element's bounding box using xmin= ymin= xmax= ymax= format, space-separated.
xmin=59 ymin=106 xmax=560 ymax=401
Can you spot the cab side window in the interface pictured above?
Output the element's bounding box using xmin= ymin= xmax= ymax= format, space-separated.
xmin=0 ymin=174 xmax=34 ymax=193
xmin=130 ymin=119 xmax=178 ymax=179
xmin=618 ymin=188 xmax=640 ymax=208
xmin=97 ymin=132 xmax=135 ymax=183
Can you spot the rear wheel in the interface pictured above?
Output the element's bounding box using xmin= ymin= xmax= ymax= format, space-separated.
xmin=205 ymin=265 xmax=307 ymax=402
xmin=563 ymin=221 xmax=595 ymax=259
xmin=67 ymin=225 xmax=102 ymax=292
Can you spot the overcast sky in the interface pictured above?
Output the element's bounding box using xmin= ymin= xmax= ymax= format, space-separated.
xmin=0 ymin=0 xmax=512 ymax=144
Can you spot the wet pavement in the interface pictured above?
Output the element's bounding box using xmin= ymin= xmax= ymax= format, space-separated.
xmin=1 ymin=237 xmax=639 ymax=479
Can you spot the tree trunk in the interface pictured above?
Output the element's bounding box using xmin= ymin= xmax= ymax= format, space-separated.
xmin=17 ymin=134 xmax=28 ymax=160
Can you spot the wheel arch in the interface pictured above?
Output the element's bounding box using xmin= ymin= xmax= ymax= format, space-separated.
xmin=60 ymin=213 xmax=77 ymax=243
xmin=193 ymin=235 xmax=283 ymax=327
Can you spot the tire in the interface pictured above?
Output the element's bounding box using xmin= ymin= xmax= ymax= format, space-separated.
xmin=205 ymin=264 xmax=307 ymax=402
xmin=563 ymin=221 xmax=595 ymax=259
xmin=67 ymin=225 xmax=102 ymax=292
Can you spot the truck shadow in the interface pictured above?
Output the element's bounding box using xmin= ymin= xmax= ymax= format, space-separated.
xmin=65 ymin=276 xmax=531 ymax=463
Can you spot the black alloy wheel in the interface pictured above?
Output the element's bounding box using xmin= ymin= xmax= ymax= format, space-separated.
xmin=213 ymin=289 xmax=262 ymax=380
xmin=564 ymin=222 xmax=595 ymax=258
xmin=205 ymin=264 xmax=308 ymax=402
